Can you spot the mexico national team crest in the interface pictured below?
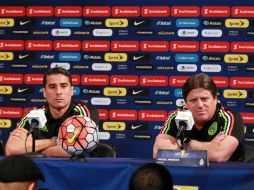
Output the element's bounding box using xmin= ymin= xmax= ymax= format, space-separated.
xmin=208 ymin=122 xmax=217 ymax=136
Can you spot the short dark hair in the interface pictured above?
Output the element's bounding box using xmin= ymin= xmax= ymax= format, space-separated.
xmin=182 ymin=73 xmax=217 ymax=101
xmin=0 ymin=155 xmax=45 ymax=183
xmin=43 ymin=67 xmax=72 ymax=87
xmin=129 ymin=163 xmax=173 ymax=190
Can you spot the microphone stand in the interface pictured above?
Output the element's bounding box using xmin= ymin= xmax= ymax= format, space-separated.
xmin=25 ymin=128 xmax=46 ymax=158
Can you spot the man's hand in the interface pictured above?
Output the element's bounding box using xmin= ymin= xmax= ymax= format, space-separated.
xmin=9 ymin=128 xmax=31 ymax=141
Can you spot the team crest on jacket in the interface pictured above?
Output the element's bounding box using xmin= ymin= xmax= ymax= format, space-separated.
xmin=208 ymin=122 xmax=217 ymax=136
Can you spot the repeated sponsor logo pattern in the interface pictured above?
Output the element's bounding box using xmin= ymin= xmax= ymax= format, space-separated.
xmin=1 ymin=2 xmax=254 ymax=157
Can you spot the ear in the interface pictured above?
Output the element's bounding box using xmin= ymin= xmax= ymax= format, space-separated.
xmin=71 ymin=86 xmax=74 ymax=96
xmin=28 ymin=181 xmax=37 ymax=190
xmin=42 ymin=88 xmax=46 ymax=98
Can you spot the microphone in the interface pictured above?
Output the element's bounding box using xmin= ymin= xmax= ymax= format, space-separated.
xmin=175 ymin=110 xmax=194 ymax=139
xmin=27 ymin=109 xmax=47 ymax=136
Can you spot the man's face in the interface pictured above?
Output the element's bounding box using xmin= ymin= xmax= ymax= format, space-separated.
xmin=185 ymin=88 xmax=217 ymax=127
xmin=43 ymin=74 xmax=73 ymax=111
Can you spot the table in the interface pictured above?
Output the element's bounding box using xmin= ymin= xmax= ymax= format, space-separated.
xmin=34 ymin=158 xmax=254 ymax=190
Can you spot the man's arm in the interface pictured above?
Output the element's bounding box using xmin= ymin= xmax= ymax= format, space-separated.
xmin=153 ymin=134 xmax=180 ymax=159
xmin=5 ymin=127 xmax=65 ymax=157
xmin=188 ymin=134 xmax=239 ymax=162
xmin=40 ymin=145 xmax=71 ymax=157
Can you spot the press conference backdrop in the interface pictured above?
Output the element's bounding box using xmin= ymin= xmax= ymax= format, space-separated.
xmin=0 ymin=0 xmax=254 ymax=159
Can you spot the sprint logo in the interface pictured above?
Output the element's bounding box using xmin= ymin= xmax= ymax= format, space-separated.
xmin=105 ymin=19 xmax=128 ymax=27
xmin=0 ymin=18 xmax=14 ymax=27
xmin=224 ymin=54 xmax=248 ymax=63
xmin=104 ymin=53 xmax=127 ymax=62
xmin=223 ymin=89 xmax=247 ymax=99
xmin=0 ymin=52 xmax=13 ymax=60
xmin=225 ymin=19 xmax=249 ymax=28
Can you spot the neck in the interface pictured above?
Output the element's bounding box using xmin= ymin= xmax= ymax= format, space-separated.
xmin=49 ymin=104 xmax=70 ymax=119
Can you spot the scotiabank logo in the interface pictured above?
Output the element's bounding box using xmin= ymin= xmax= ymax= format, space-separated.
xmin=25 ymin=40 xmax=52 ymax=50
xmin=112 ymin=6 xmax=140 ymax=17
xmin=141 ymin=6 xmax=170 ymax=17
xmin=0 ymin=74 xmax=23 ymax=84
xmin=55 ymin=6 xmax=82 ymax=17
xmin=138 ymin=110 xmax=167 ymax=121
xmin=82 ymin=40 xmax=110 ymax=51
xmin=26 ymin=6 xmax=53 ymax=17
xmin=201 ymin=41 xmax=229 ymax=52
xmin=24 ymin=74 xmax=43 ymax=84
xmin=98 ymin=109 xmax=108 ymax=120
xmin=0 ymin=107 xmax=22 ymax=118
xmin=0 ymin=40 xmax=24 ymax=50
xmin=241 ymin=112 xmax=254 ymax=124
xmin=171 ymin=6 xmax=200 ymax=17
xmin=71 ymin=74 xmax=80 ymax=85
xmin=211 ymin=76 xmax=229 ymax=87
xmin=81 ymin=75 xmax=109 ymax=86
xmin=109 ymin=109 xmax=137 ymax=120
xmin=54 ymin=40 xmax=81 ymax=51
xmin=140 ymin=76 xmax=168 ymax=86
xmin=170 ymin=41 xmax=199 ymax=52
xmin=230 ymin=77 xmax=254 ymax=88
xmin=111 ymin=41 xmax=139 ymax=51
xmin=232 ymin=7 xmax=254 ymax=17
xmin=140 ymin=41 xmax=169 ymax=51
xmin=201 ymin=6 xmax=230 ymax=17
xmin=169 ymin=76 xmax=188 ymax=87
xmin=110 ymin=75 xmax=139 ymax=86
xmin=0 ymin=6 xmax=25 ymax=16
xmin=83 ymin=6 xmax=111 ymax=17
xmin=231 ymin=42 xmax=254 ymax=52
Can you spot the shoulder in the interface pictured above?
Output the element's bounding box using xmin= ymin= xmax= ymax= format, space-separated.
xmin=220 ymin=105 xmax=242 ymax=120
xmin=72 ymin=100 xmax=99 ymax=124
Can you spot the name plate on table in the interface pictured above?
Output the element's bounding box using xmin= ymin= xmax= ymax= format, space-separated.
xmin=156 ymin=149 xmax=209 ymax=167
